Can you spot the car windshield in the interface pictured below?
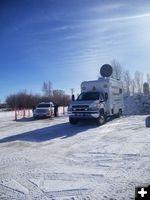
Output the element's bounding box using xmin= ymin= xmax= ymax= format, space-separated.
xmin=37 ymin=104 xmax=50 ymax=108
xmin=77 ymin=92 xmax=100 ymax=101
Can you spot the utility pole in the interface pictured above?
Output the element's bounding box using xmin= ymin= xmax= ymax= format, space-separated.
xmin=70 ymin=88 xmax=75 ymax=101
xmin=70 ymin=88 xmax=74 ymax=95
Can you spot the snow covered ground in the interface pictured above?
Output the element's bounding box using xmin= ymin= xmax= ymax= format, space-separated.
xmin=0 ymin=110 xmax=150 ymax=200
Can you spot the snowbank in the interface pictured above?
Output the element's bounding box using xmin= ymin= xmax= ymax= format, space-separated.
xmin=124 ymin=94 xmax=150 ymax=115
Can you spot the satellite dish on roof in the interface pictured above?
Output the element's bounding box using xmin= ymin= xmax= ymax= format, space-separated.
xmin=100 ymin=64 xmax=113 ymax=77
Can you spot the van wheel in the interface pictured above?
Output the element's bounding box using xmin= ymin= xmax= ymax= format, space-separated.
xmin=69 ymin=118 xmax=78 ymax=125
xmin=96 ymin=114 xmax=106 ymax=126
xmin=117 ymin=109 xmax=122 ymax=118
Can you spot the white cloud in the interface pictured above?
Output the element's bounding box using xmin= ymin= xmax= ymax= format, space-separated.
xmin=88 ymin=2 xmax=125 ymax=13
xmin=104 ymin=12 xmax=150 ymax=22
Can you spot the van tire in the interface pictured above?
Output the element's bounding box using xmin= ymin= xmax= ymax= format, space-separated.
xmin=117 ymin=109 xmax=122 ymax=118
xmin=96 ymin=114 xmax=106 ymax=126
xmin=69 ymin=118 xmax=78 ymax=125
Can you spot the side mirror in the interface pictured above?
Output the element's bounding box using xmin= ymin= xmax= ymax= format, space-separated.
xmin=72 ymin=94 xmax=75 ymax=101
xmin=99 ymin=99 xmax=104 ymax=103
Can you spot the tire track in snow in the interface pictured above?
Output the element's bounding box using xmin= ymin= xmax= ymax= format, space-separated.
xmin=45 ymin=188 xmax=91 ymax=199
xmin=0 ymin=174 xmax=94 ymax=200
xmin=0 ymin=180 xmax=26 ymax=200
xmin=23 ymin=172 xmax=104 ymax=182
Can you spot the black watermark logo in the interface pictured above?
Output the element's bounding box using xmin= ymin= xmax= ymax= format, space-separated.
xmin=135 ymin=185 xmax=150 ymax=199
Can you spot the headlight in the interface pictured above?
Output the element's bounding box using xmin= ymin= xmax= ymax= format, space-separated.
xmin=89 ymin=104 xmax=99 ymax=111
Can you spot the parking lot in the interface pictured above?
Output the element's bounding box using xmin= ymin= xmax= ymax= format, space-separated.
xmin=0 ymin=111 xmax=150 ymax=200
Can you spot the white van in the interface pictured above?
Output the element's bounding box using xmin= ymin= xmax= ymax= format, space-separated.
xmin=68 ymin=77 xmax=124 ymax=126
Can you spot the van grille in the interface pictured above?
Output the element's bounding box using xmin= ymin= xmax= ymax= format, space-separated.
xmin=72 ymin=105 xmax=89 ymax=111
xmin=36 ymin=109 xmax=49 ymax=113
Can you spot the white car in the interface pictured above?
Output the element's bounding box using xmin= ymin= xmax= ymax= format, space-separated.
xmin=33 ymin=102 xmax=54 ymax=119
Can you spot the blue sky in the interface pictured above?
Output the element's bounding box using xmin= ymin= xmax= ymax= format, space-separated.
xmin=1 ymin=0 xmax=150 ymax=102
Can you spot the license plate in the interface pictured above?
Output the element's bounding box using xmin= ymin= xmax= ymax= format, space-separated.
xmin=76 ymin=113 xmax=83 ymax=116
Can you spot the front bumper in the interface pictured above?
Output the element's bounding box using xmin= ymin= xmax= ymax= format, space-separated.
xmin=69 ymin=112 xmax=99 ymax=119
xmin=33 ymin=113 xmax=50 ymax=118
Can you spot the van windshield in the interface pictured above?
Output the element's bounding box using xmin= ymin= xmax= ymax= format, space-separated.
xmin=77 ymin=92 xmax=100 ymax=101
xmin=37 ymin=104 xmax=50 ymax=108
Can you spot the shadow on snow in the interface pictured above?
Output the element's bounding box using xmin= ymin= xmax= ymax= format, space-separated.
xmin=0 ymin=121 xmax=97 ymax=143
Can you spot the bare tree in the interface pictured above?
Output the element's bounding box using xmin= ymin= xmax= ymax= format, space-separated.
xmin=147 ymin=73 xmax=150 ymax=85
xmin=70 ymin=88 xmax=74 ymax=95
xmin=42 ymin=81 xmax=52 ymax=97
xmin=140 ymin=72 xmax=143 ymax=93
xmin=134 ymin=71 xmax=143 ymax=94
xmin=52 ymin=89 xmax=71 ymax=106
xmin=143 ymin=82 xmax=150 ymax=94
xmin=123 ymin=70 xmax=131 ymax=95
xmin=111 ymin=59 xmax=123 ymax=80
xmin=5 ymin=91 xmax=42 ymax=109
xmin=130 ymin=80 xmax=136 ymax=95
xmin=6 ymin=94 xmax=17 ymax=109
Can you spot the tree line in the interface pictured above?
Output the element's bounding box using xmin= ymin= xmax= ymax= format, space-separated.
xmin=108 ymin=60 xmax=150 ymax=95
xmin=6 ymin=82 xmax=71 ymax=109
xmin=5 ymin=60 xmax=150 ymax=109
